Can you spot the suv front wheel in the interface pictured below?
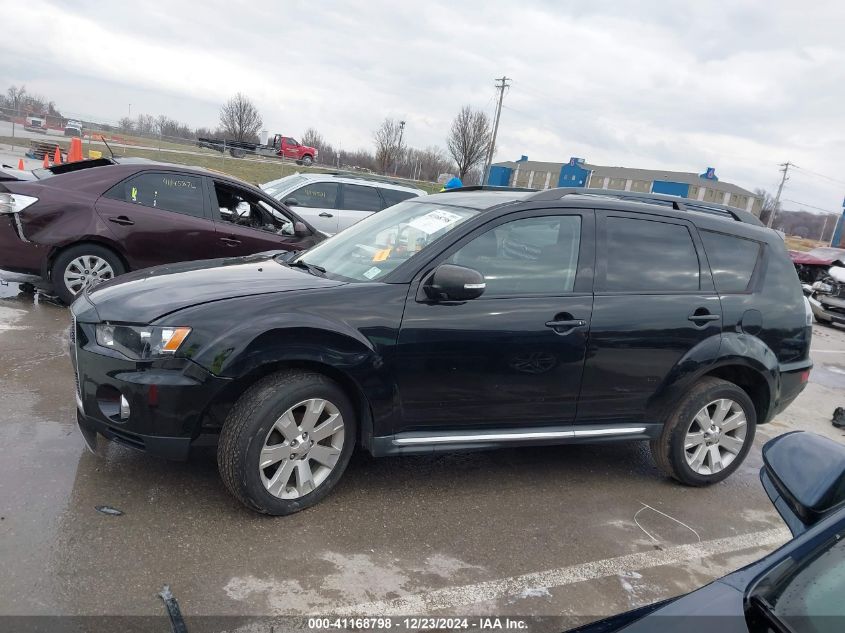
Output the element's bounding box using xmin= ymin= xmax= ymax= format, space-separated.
xmin=651 ymin=377 xmax=756 ymax=486
xmin=218 ymin=370 xmax=356 ymax=515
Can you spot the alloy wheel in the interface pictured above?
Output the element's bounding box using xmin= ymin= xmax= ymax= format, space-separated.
xmin=63 ymin=256 xmax=115 ymax=296
xmin=259 ymin=398 xmax=345 ymax=499
xmin=684 ymin=398 xmax=747 ymax=476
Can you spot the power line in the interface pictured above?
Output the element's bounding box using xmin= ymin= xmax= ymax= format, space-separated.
xmin=791 ymin=164 xmax=845 ymax=188
xmin=481 ymin=76 xmax=511 ymax=185
xmin=783 ymin=199 xmax=840 ymax=214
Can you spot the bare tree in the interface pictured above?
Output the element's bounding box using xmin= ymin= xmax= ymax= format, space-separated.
xmin=755 ymin=188 xmax=782 ymax=227
xmin=219 ymin=93 xmax=263 ymax=142
xmin=117 ymin=117 xmax=134 ymax=133
xmin=446 ymin=106 xmax=491 ymax=180
xmin=301 ymin=127 xmax=325 ymax=150
xmin=373 ymin=118 xmax=403 ymax=174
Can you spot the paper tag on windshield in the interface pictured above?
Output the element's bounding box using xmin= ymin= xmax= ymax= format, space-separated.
xmin=408 ymin=209 xmax=462 ymax=234
xmin=363 ymin=266 xmax=381 ymax=279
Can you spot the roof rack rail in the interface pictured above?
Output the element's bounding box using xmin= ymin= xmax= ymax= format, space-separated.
xmin=527 ymin=187 xmax=762 ymax=226
xmin=441 ymin=185 xmax=538 ymax=193
xmin=317 ymin=170 xmax=419 ymax=188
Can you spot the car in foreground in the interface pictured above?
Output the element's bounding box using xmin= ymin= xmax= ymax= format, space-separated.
xmin=569 ymin=431 xmax=845 ymax=632
xmin=1 ymin=162 xmax=323 ymax=303
xmin=261 ymin=172 xmax=425 ymax=234
xmin=70 ymin=188 xmax=811 ymax=515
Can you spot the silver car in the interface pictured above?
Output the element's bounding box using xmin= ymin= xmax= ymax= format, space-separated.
xmin=261 ymin=173 xmax=425 ymax=234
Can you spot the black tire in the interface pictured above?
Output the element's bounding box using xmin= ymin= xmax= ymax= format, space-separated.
xmin=51 ymin=243 xmax=126 ymax=305
xmin=650 ymin=377 xmax=756 ymax=486
xmin=302 ymin=155 xmax=314 ymax=166
xmin=217 ymin=370 xmax=357 ymax=515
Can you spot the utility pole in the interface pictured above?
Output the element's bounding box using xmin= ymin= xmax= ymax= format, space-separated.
xmin=482 ymin=76 xmax=511 ymax=186
xmin=821 ymin=213 xmax=832 ymax=243
xmin=768 ymin=161 xmax=791 ymax=228
xmin=394 ymin=120 xmax=405 ymax=175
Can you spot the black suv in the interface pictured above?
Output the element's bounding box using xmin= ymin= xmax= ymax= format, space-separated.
xmin=70 ymin=188 xmax=812 ymax=515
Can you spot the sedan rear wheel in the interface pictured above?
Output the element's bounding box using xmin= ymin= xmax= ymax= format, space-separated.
xmin=51 ymin=244 xmax=126 ymax=305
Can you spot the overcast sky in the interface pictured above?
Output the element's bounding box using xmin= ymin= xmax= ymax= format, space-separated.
xmin=2 ymin=0 xmax=843 ymax=214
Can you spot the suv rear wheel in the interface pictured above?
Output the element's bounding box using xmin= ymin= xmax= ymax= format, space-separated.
xmin=51 ymin=244 xmax=125 ymax=305
xmin=217 ymin=370 xmax=356 ymax=515
xmin=651 ymin=377 xmax=756 ymax=486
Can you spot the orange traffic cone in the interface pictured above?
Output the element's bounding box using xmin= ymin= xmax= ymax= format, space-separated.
xmin=43 ymin=153 xmax=50 ymax=168
xmin=53 ymin=146 xmax=62 ymax=164
xmin=17 ymin=159 xmax=24 ymax=170
xmin=71 ymin=138 xmax=83 ymax=162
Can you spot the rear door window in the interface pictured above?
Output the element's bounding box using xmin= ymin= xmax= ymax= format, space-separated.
xmin=343 ymin=184 xmax=384 ymax=212
xmin=700 ymin=230 xmax=761 ymax=293
xmin=604 ymin=216 xmax=700 ymax=292
xmin=289 ymin=183 xmax=339 ymax=208
xmin=106 ymin=172 xmax=206 ymax=218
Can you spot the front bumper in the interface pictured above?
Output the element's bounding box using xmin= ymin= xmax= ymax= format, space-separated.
xmin=808 ymin=294 xmax=845 ymax=325
xmin=70 ymin=319 xmax=230 ymax=460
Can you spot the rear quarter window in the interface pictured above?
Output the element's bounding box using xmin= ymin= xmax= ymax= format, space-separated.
xmin=380 ymin=189 xmax=418 ymax=207
xmin=700 ymin=230 xmax=761 ymax=293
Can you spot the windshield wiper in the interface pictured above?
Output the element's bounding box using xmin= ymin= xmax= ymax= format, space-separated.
xmin=748 ymin=595 xmax=796 ymax=633
xmin=287 ymin=259 xmax=327 ymax=277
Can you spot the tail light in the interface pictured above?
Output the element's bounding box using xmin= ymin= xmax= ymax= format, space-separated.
xmin=0 ymin=191 xmax=39 ymax=214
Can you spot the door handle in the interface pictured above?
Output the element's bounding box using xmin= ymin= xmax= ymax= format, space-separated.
xmin=318 ymin=212 xmax=334 ymax=218
xmin=688 ymin=309 xmax=721 ymax=324
xmin=107 ymin=215 xmax=134 ymax=226
xmin=220 ymin=237 xmax=241 ymax=246
xmin=545 ymin=319 xmax=587 ymax=335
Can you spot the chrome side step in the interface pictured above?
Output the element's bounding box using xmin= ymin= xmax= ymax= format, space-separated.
xmin=392 ymin=426 xmax=647 ymax=446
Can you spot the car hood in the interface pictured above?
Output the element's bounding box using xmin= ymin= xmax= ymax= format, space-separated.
xmin=80 ymin=253 xmax=345 ymax=323
xmin=789 ymin=250 xmax=845 ymax=266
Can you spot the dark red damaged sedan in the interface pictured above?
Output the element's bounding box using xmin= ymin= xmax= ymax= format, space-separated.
xmin=0 ymin=162 xmax=323 ymax=303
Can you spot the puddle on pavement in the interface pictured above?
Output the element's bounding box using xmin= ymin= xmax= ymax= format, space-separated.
xmin=812 ymin=362 xmax=845 ymax=390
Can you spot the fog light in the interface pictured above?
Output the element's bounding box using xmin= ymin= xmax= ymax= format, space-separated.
xmin=120 ymin=395 xmax=130 ymax=420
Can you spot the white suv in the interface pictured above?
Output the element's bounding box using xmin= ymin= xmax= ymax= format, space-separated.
xmin=261 ymin=173 xmax=426 ymax=234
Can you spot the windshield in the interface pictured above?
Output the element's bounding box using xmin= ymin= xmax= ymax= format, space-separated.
xmin=295 ymin=199 xmax=479 ymax=281
xmin=262 ymin=175 xmax=306 ymax=197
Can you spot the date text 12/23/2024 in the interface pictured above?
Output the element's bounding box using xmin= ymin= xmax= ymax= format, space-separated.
xmin=307 ymin=617 xmax=529 ymax=630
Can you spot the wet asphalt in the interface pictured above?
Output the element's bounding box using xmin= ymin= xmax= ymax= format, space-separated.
xmin=1 ymin=282 xmax=844 ymax=628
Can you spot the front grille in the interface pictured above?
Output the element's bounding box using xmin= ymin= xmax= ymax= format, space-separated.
xmin=70 ymin=315 xmax=80 ymax=397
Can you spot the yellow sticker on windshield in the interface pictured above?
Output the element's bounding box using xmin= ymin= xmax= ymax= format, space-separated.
xmin=372 ymin=247 xmax=392 ymax=262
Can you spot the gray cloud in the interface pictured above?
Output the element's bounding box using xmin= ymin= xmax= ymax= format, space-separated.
xmin=1 ymin=0 xmax=843 ymax=212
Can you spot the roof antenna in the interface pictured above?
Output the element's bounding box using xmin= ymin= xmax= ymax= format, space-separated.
xmin=101 ymin=136 xmax=116 ymax=160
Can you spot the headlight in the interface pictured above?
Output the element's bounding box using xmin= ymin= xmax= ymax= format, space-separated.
xmin=96 ymin=324 xmax=191 ymax=360
xmin=0 ymin=192 xmax=39 ymax=214
xmin=812 ymin=281 xmax=834 ymax=294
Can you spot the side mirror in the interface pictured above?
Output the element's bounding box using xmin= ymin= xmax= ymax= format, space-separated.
xmin=285 ymin=197 xmax=300 ymax=206
xmin=424 ymin=264 xmax=485 ymax=302
xmin=760 ymin=431 xmax=845 ymax=536
xmin=294 ymin=221 xmax=310 ymax=237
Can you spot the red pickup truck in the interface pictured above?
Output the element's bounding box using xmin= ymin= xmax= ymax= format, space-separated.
xmin=197 ymin=133 xmax=318 ymax=165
